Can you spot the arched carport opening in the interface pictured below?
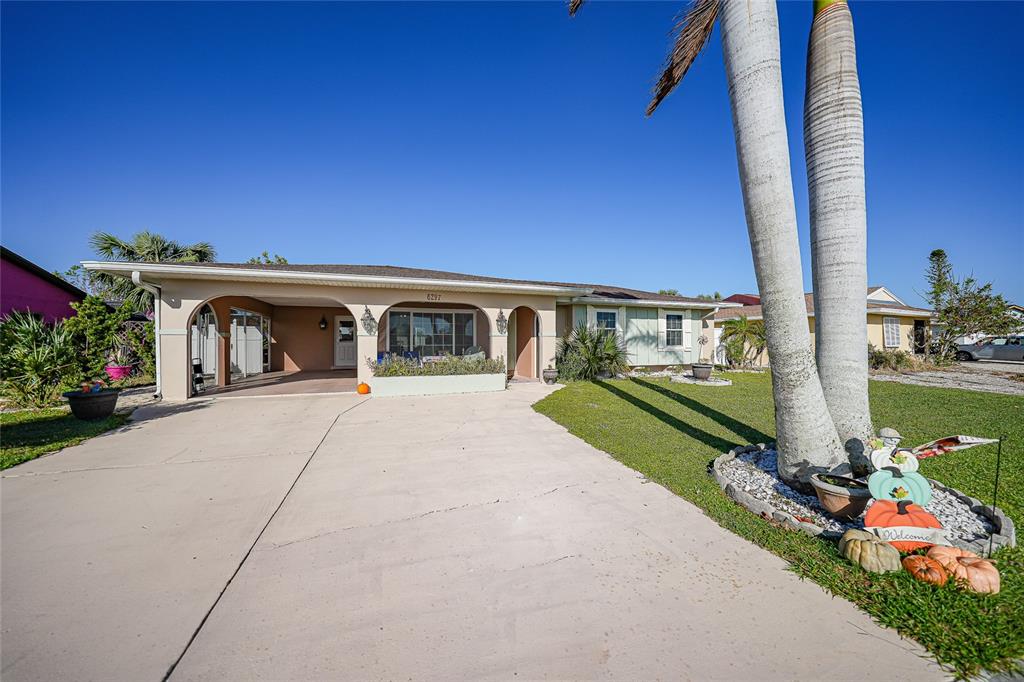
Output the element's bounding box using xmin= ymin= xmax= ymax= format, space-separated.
xmin=508 ymin=305 xmax=541 ymax=380
xmin=185 ymin=294 xmax=358 ymax=397
xmin=379 ymin=301 xmax=491 ymax=362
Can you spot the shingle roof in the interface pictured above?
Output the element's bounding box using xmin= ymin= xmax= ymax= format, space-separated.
xmin=715 ymin=293 xmax=932 ymax=320
xmin=159 ymin=261 xmax=718 ymax=305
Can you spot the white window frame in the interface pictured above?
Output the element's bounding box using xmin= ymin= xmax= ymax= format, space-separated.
xmin=664 ymin=313 xmax=685 ymax=349
xmin=385 ymin=308 xmax=477 ymax=355
xmin=883 ymin=316 xmax=901 ymax=348
xmin=658 ymin=308 xmax=692 ymax=351
xmin=594 ymin=309 xmax=618 ymax=334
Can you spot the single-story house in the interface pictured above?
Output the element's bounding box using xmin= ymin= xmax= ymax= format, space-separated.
xmin=82 ymin=260 xmax=736 ymax=400
xmin=705 ymin=286 xmax=935 ymax=365
xmin=1 ymin=246 xmax=88 ymax=323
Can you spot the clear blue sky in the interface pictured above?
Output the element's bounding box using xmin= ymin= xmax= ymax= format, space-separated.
xmin=2 ymin=1 xmax=1021 ymax=305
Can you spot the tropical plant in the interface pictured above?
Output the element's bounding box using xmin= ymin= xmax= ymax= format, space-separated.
xmin=568 ymin=0 xmax=848 ymax=483
xmin=124 ymin=321 xmax=156 ymax=378
xmin=719 ymin=316 xmax=766 ymax=368
xmin=555 ymin=322 xmax=630 ymax=381
xmin=89 ymin=230 xmax=216 ymax=310
xmin=368 ymin=355 xmax=506 ymax=377
xmin=804 ymin=0 xmax=873 ymax=449
xmin=246 ymin=251 xmax=288 ymax=264
xmin=64 ymin=297 xmax=130 ymax=380
xmin=0 ymin=312 xmax=79 ymax=408
xmin=53 ymin=264 xmax=115 ymax=298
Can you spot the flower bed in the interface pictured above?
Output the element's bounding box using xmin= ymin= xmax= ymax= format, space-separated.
xmin=368 ymin=355 xmax=508 ymax=397
xmin=712 ymin=444 xmax=1015 ymax=556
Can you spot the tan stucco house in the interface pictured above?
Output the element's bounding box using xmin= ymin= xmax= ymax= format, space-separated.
xmin=83 ymin=261 xmax=734 ymax=400
xmin=705 ymin=286 xmax=935 ymax=365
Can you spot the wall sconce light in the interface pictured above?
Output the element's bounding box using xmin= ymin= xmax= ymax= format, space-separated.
xmin=361 ymin=306 xmax=378 ymax=335
xmin=496 ymin=309 xmax=508 ymax=335
xmin=319 ymin=315 xmax=328 ymax=331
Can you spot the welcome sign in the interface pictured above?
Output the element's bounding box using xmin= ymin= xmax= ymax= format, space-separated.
xmin=866 ymin=526 xmax=950 ymax=546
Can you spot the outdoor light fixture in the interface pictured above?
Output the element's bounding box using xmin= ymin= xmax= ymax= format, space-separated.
xmin=319 ymin=315 xmax=328 ymax=331
xmin=496 ymin=309 xmax=508 ymax=335
xmin=361 ymin=306 xmax=377 ymax=335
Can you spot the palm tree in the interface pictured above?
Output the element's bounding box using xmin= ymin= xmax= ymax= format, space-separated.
xmin=89 ymin=231 xmax=216 ymax=311
xmin=569 ymin=0 xmax=848 ymax=483
xmin=720 ymin=316 xmax=766 ymax=367
xmin=804 ymin=0 xmax=873 ymax=452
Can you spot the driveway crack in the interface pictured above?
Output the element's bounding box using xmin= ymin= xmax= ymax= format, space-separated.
xmin=161 ymin=399 xmax=365 ymax=681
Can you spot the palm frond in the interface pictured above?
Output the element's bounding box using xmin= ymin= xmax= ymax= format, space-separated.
xmin=89 ymin=231 xmax=133 ymax=260
xmin=568 ymin=0 xmax=585 ymax=17
xmin=646 ymin=0 xmax=720 ymax=116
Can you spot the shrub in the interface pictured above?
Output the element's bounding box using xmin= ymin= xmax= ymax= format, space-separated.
xmin=868 ymin=344 xmax=911 ymax=371
xmin=124 ymin=321 xmax=156 ymax=377
xmin=555 ymin=323 xmax=630 ymax=381
xmin=64 ymin=296 xmax=129 ymax=379
xmin=368 ymin=354 xmax=506 ymax=377
xmin=0 ymin=312 xmax=79 ymax=408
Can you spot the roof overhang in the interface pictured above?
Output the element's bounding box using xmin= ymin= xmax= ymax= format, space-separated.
xmin=716 ymin=307 xmax=935 ymax=322
xmin=81 ymin=261 xmax=594 ymax=297
xmin=570 ymin=296 xmax=740 ymax=310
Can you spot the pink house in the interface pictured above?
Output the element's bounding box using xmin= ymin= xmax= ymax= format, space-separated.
xmin=1 ymin=246 xmax=87 ymax=322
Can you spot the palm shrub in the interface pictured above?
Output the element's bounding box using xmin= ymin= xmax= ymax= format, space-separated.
xmin=0 ymin=312 xmax=79 ymax=408
xmin=555 ymin=323 xmax=630 ymax=381
xmin=720 ymin=316 xmax=767 ymax=368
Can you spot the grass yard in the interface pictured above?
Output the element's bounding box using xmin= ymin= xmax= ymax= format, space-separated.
xmin=1 ymin=408 xmax=128 ymax=470
xmin=534 ymin=372 xmax=1023 ymax=679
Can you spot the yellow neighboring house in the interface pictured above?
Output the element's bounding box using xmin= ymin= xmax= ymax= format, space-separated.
xmin=703 ymin=286 xmax=934 ymax=366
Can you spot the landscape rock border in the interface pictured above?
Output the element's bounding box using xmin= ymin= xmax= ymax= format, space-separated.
xmin=711 ymin=443 xmax=1016 ymax=555
xmin=669 ymin=373 xmax=733 ymax=386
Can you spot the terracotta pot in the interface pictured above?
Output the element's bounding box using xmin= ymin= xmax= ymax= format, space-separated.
xmin=810 ymin=473 xmax=872 ymax=520
xmin=104 ymin=364 xmax=132 ymax=380
xmin=63 ymin=388 xmax=120 ymax=421
xmin=691 ymin=363 xmax=713 ymax=381
xmin=542 ymin=368 xmax=558 ymax=385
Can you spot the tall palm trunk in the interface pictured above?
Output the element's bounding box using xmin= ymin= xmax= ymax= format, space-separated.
xmin=804 ymin=0 xmax=873 ymax=459
xmin=719 ymin=0 xmax=847 ymax=483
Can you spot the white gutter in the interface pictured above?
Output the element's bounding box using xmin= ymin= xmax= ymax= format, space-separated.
xmin=131 ymin=271 xmax=162 ymax=399
xmin=84 ymin=261 xmax=593 ymax=297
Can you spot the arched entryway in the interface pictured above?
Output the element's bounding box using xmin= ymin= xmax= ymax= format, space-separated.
xmin=508 ymin=306 xmax=541 ymax=380
xmin=188 ymin=303 xmax=219 ymax=393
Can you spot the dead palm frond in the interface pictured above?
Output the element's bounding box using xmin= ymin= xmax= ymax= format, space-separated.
xmin=646 ymin=0 xmax=720 ymax=116
xmin=568 ymin=0 xmax=585 ymax=17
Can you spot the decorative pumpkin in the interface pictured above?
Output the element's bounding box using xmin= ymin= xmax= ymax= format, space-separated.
xmin=926 ymin=546 xmax=1000 ymax=594
xmin=902 ymin=555 xmax=948 ymax=587
xmin=869 ymin=448 xmax=919 ymax=474
xmin=868 ymin=466 xmax=932 ymax=506
xmin=864 ymin=500 xmax=943 ymax=552
xmin=357 ymin=382 xmax=371 ymax=395
xmin=838 ymin=529 xmax=902 ymax=574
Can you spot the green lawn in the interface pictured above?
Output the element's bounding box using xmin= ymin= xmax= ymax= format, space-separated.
xmin=1 ymin=408 xmax=128 ymax=470
xmin=534 ymin=373 xmax=1023 ymax=679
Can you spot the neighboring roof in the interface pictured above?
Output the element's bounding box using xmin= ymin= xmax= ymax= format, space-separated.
xmin=715 ymin=293 xmax=933 ymax=321
xmin=723 ymin=293 xmax=761 ymax=305
xmin=82 ymin=260 xmax=737 ymax=308
xmin=2 ymin=246 xmax=89 ymax=300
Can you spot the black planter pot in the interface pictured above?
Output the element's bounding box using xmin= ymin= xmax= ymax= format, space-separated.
xmin=63 ymin=388 xmax=120 ymax=421
xmin=542 ymin=368 xmax=558 ymax=385
xmin=691 ymin=363 xmax=713 ymax=381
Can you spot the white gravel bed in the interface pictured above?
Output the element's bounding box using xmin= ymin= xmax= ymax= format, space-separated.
xmin=719 ymin=448 xmax=994 ymax=544
xmin=870 ymin=369 xmax=1024 ymax=396
xmin=669 ymin=374 xmax=732 ymax=386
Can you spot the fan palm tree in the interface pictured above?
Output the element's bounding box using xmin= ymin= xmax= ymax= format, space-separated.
xmin=804 ymin=0 xmax=873 ymax=451
xmin=89 ymin=231 xmax=216 ymax=311
xmin=720 ymin=316 xmax=767 ymax=367
xmin=569 ymin=0 xmax=848 ymax=482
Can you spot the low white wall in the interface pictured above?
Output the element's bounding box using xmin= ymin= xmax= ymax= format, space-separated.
xmin=369 ymin=373 xmax=506 ymax=397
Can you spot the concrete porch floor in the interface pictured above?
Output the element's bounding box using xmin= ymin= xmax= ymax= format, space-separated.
xmin=201 ymin=369 xmax=357 ymax=397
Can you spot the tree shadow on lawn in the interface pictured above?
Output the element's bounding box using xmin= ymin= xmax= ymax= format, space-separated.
xmin=629 ymin=377 xmax=773 ymax=446
xmin=594 ymin=380 xmax=741 ymax=454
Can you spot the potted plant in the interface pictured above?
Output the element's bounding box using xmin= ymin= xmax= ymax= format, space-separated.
xmin=63 ymin=379 xmax=121 ymax=420
xmin=104 ymin=335 xmax=133 ymax=381
xmin=691 ymin=335 xmax=713 ymax=381
xmin=542 ymin=365 xmax=558 ymax=385
xmin=809 ymin=473 xmax=872 ymax=519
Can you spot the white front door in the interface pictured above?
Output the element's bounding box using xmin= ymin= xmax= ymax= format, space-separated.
xmin=334 ymin=316 xmax=357 ymax=368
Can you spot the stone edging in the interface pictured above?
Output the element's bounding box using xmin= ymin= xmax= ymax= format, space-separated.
xmin=711 ymin=444 xmax=1016 ymax=554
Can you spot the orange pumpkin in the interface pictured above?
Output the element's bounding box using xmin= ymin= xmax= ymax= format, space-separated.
xmin=926 ymin=546 xmax=1000 ymax=594
xmin=902 ymin=555 xmax=948 ymax=587
xmin=357 ymin=382 xmax=371 ymax=395
xmin=864 ymin=500 xmax=942 ymax=552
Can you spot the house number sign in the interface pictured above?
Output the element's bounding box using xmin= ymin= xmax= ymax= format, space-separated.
xmin=426 ymin=293 xmax=442 ymax=301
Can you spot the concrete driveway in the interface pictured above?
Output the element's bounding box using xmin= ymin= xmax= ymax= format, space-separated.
xmin=2 ymin=385 xmax=939 ymax=680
